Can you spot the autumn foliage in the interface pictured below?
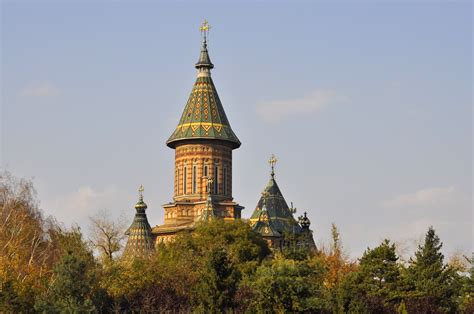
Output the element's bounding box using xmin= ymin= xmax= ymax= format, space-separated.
xmin=1 ymin=172 xmax=472 ymax=313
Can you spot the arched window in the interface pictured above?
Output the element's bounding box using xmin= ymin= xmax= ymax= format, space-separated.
xmin=214 ymin=165 xmax=218 ymax=194
xmin=192 ymin=165 xmax=197 ymax=194
xmin=204 ymin=164 xmax=209 ymax=192
xmin=177 ymin=168 xmax=180 ymax=195
xmin=183 ymin=165 xmax=187 ymax=195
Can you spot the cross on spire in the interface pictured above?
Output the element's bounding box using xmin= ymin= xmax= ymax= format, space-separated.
xmin=269 ymin=154 xmax=277 ymax=178
xmin=200 ymin=19 xmax=211 ymax=43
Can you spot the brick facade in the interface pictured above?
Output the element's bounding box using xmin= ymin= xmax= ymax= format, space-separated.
xmin=153 ymin=142 xmax=243 ymax=244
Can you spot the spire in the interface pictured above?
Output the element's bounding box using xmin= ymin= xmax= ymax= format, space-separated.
xmin=135 ymin=185 xmax=146 ymax=212
xmin=269 ymin=154 xmax=277 ymax=179
xmin=200 ymin=177 xmax=216 ymax=221
xmin=167 ymin=20 xmax=241 ymax=149
xmin=195 ymin=20 xmax=214 ymax=72
xmin=123 ymin=185 xmax=154 ymax=259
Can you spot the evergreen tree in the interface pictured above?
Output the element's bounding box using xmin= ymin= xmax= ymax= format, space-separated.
xmin=281 ymin=230 xmax=314 ymax=261
xmin=35 ymin=251 xmax=96 ymax=313
xmin=339 ymin=239 xmax=401 ymax=313
xmin=194 ymin=248 xmax=239 ymax=312
xmin=459 ymin=253 xmax=474 ymax=312
xmin=404 ymin=226 xmax=461 ymax=313
xmin=245 ymin=258 xmax=328 ymax=312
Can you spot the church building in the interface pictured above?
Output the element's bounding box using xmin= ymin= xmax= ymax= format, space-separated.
xmin=123 ymin=21 xmax=316 ymax=258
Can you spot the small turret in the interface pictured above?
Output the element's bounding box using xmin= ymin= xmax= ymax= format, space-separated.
xmin=298 ymin=211 xmax=317 ymax=251
xmin=298 ymin=212 xmax=311 ymax=230
xmin=250 ymin=155 xmax=302 ymax=234
xmin=123 ymin=186 xmax=154 ymax=259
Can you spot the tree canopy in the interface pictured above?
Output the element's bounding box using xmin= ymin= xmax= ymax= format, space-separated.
xmin=1 ymin=172 xmax=472 ymax=313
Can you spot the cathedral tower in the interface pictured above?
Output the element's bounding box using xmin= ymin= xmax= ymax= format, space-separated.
xmin=153 ymin=21 xmax=243 ymax=242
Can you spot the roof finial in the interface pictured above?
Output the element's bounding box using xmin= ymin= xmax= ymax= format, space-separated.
xmin=196 ymin=20 xmax=214 ymax=71
xmin=298 ymin=211 xmax=311 ymax=229
xmin=138 ymin=185 xmax=144 ymax=201
xmin=135 ymin=185 xmax=147 ymax=211
xmin=269 ymin=154 xmax=277 ymax=178
xmin=200 ymin=19 xmax=211 ymax=44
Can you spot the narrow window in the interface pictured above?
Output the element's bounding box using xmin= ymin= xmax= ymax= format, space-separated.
xmin=183 ymin=166 xmax=187 ymax=194
xmin=192 ymin=166 xmax=197 ymax=194
xmin=214 ymin=166 xmax=218 ymax=194
xmin=223 ymin=167 xmax=228 ymax=195
xmin=204 ymin=165 xmax=209 ymax=192
xmin=177 ymin=168 xmax=180 ymax=195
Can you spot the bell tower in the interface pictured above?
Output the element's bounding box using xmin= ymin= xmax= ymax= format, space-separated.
xmin=153 ymin=21 xmax=243 ymax=242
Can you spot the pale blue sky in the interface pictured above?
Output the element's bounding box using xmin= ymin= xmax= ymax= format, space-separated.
xmin=1 ymin=1 xmax=472 ymax=258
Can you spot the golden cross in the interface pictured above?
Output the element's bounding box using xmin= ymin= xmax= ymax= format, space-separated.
xmin=138 ymin=185 xmax=144 ymax=199
xmin=200 ymin=19 xmax=211 ymax=34
xmin=268 ymin=154 xmax=277 ymax=176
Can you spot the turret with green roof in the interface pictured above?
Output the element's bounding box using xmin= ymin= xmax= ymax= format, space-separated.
xmin=250 ymin=155 xmax=302 ymax=236
xmin=123 ymin=186 xmax=154 ymax=259
xmin=250 ymin=155 xmax=317 ymax=250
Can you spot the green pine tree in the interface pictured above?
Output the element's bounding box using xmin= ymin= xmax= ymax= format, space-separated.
xmin=338 ymin=239 xmax=401 ymax=313
xmin=194 ymin=248 xmax=239 ymax=312
xmin=458 ymin=253 xmax=474 ymax=313
xmin=404 ymin=226 xmax=461 ymax=313
xmin=246 ymin=257 xmax=328 ymax=312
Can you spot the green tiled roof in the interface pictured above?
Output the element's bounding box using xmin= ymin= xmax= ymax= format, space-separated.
xmin=252 ymin=200 xmax=281 ymax=237
xmin=166 ymin=41 xmax=240 ymax=149
xmin=250 ymin=174 xmax=302 ymax=235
